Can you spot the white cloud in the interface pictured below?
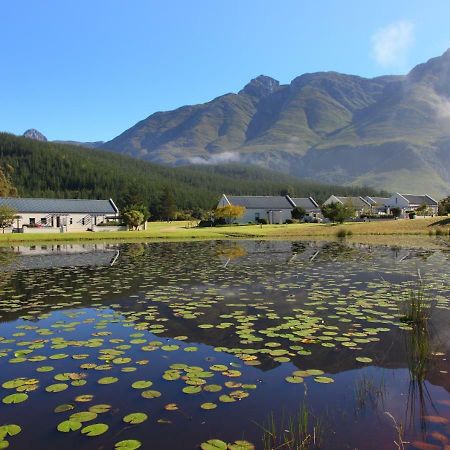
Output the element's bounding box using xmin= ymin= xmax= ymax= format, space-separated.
xmin=371 ymin=21 xmax=415 ymax=68
xmin=188 ymin=151 xmax=241 ymax=165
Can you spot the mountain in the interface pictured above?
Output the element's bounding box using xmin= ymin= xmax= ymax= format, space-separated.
xmin=102 ymin=50 xmax=450 ymax=197
xmin=53 ymin=140 xmax=105 ymax=148
xmin=0 ymin=133 xmax=385 ymax=216
xmin=23 ymin=128 xmax=47 ymax=141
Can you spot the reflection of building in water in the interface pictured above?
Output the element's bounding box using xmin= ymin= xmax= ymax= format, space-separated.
xmin=1 ymin=243 xmax=120 ymax=270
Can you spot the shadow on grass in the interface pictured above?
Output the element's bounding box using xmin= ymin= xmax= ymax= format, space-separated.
xmin=428 ymin=217 xmax=450 ymax=227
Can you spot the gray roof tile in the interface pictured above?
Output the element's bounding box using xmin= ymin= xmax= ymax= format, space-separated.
xmin=0 ymin=197 xmax=118 ymax=214
xmin=226 ymin=195 xmax=293 ymax=209
xmin=290 ymin=197 xmax=320 ymax=209
xmin=400 ymin=194 xmax=438 ymax=206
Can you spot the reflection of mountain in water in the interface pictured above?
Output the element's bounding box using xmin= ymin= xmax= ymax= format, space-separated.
xmin=0 ymin=243 xmax=120 ymax=270
xmin=0 ymin=240 xmax=448 ymax=392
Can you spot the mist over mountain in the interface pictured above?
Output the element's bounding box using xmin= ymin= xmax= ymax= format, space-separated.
xmin=102 ymin=50 xmax=450 ymax=197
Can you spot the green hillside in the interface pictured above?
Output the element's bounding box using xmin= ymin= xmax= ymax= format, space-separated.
xmin=0 ymin=133 xmax=386 ymax=217
xmin=100 ymin=51 xmax=450 ymax=197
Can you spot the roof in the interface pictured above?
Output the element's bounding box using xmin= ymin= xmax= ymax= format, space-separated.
xmin=365 ymin=196 xmax=390 ymax=206
xmin=398 ymin=194 xmax=438 ymax=206
xmin=0 ymin=197 xmax=118 ymax=214
xmin=290 ymin=197 xmax=320 ymax=209
xmin=334 ymin=196 xmax=371 ymax=208
xmin=225 ymin=195 xmax=293 ymax=209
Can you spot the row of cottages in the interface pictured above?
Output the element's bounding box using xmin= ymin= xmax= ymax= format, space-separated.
xmin=0 ymin=197 xmax=119 ymax=233
xmin=217 ymin=195 xmax=321 ymax=224
xmin=323 ymin=194 xmax=439 ymax=217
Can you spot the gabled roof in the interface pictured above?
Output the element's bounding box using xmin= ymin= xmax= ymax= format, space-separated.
xmin=364 ymin=196 xmax=390 ymax=206
xmin=0 ymin=197 xmax=118 ymax=214
xmin=290 ymin=197 xmax=320 ymax=209
xmin=398 ymin=194 xmax=438 ymax=206
xmin=225 ymin=195 xmax=293 ymax=209
xmin=334 ymin=196 xmax=371 ymax=208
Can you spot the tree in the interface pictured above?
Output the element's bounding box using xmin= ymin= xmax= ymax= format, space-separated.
xmin=416 ymin=203 xmax=429 ymax=217
xmin=291 ymin=206 xmax=306 ymax=221
xmin=160 ymin=187 xmax=177 ymax=221
xmin=0 ymin=205 xmax=17 ymax=233
xmin=215 ymin=205 xmax=246 ymax=224
xmin=438 ymin=197 xmax=450 ymax=215
xmin=391 ymin=207 xmax=401 ymax=218
xmin=0 ymin=165 xmax=17 ymax=197
xmin=122 ymin=209 xmax=145 ymax=230
xmin=321 ymin=202 xmax=355 ymax=224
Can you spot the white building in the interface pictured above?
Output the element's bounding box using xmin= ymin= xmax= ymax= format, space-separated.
xmin=385 ymin=193 xmax=439 ymax=217
xmin=217 ymin=194 xmax=320 ymax=224
xmin=290 ymin=197 xmax=322 ymax=220
xmin=364 ymin=196 xmax=391 ymax=215
xmin=322 ymin=195 xmax=372 ymax=217
xmin=0 ymin=197 xmax=119 ymax=233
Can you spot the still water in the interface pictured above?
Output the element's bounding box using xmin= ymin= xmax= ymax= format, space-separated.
xmin=0 ymin=240 xmax=449 ymax=450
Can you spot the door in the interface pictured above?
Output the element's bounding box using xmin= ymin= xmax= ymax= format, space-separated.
xmin=56 ymin=216 xmax=60 ymax=227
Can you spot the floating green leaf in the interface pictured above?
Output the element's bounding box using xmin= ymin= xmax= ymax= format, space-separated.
xmin=123 ymin=413 xmax=148 ymax=424
xmin=81 ymin=423 xmax=109 ymax=437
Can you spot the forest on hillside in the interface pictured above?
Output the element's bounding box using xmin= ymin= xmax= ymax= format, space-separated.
xmin=0 ymin=133 xmax=388 ymax=217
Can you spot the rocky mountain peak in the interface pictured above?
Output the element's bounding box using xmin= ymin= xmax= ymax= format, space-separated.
xmin=239 ymin=75 xmax=280 ymax=98
xmin=23 ymin=129 xmax=47 ymax=142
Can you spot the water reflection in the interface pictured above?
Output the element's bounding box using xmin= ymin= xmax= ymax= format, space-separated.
xmin=0 ymin=240 xmax=448 ymax=450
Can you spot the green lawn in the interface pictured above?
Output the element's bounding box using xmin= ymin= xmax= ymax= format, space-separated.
xmin=0 ymin=217 xmax=448 ymax=245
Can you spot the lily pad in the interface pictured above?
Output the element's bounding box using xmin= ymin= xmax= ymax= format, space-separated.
xmin=115 ymin=440 xmax=142 ymax=449
xmin=2 ymin=393 xmax=28 ymax=404
xmin=81 ymin=423 xmax=109 ymax=437
xmin=57 ymin=420 xmax=82 ymax=433
xmin=123 ymin=413 xmax=148 ymax=424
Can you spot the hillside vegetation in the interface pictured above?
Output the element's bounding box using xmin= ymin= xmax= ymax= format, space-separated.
xmin=0 ymin=133 xmax=385 ymax=216
xmin=101 ymin=50 xmax=450 ymax=197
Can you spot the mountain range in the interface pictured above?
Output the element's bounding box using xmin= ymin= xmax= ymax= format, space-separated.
xmin=97 ymin=49 xmax=450 ymax=197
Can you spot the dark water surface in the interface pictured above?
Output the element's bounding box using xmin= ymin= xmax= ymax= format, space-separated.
xmin=0 ymin=240 xmax=449 ymax=450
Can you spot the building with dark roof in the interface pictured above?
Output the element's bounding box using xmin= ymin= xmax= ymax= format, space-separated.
xmin=322 ymin=195 xmax=371 ymax=217
xmin=217 ymin=194 xmax=320 ymax=224
xmin=0 ymin=197 xmax=119 ymax=233
xmin=364 ymin=196 xmax=391 ymax=215
xmin=385 ymin=193 xmax=439 ymax=217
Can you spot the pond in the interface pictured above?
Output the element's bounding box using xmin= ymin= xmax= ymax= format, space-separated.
xmin=0 ymin=240 xmax=449 ymax=450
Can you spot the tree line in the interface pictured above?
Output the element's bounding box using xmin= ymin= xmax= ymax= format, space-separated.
xmin=1 ymin=133 xmax=392 ymax=222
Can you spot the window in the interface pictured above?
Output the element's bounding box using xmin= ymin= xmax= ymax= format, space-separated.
xmin=70 ymin=218 xmax=73 ymax=225
xmin=255 ymin=213 xmax=260 ymax=221
xmin=82 ymin=218 xmax=85 ymax=226
xmin=40 ymin=218 xmax=47 ymax=225
xmin=29 ymin=218 xmax=35 ymax=225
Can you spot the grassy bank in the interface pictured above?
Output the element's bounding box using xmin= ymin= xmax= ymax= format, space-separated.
xmin=0 ymin=217 xmax=448 ymax=245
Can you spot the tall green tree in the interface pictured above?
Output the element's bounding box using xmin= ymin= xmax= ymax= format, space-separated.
xmin=161 ymin=187 xmax=177 ymax=221
xmin=0 ymin=205 xmax=17 ymax=233
xmin=321 ymin=202 xmax=355 ymax=224
xmin=291 ymin=206 xmax=306 ymax=220
xmin=438 ymin=197 xmax=450 ymax=215
xmin=122 ymin=209 xmax=145 ymax=230
xmin=0 ymin=165 xmax=17 ymax=197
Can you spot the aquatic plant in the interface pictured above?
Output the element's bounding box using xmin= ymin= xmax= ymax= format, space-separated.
xmin=385 ymin=412 xmax=407 ymax=450
xmin=256 ymin=403 xmax=323 ymax=450
xmin=354 ymin=375 xmax=386 ymax=415
xmin=399 ymin=273 xmax=432 ymax=325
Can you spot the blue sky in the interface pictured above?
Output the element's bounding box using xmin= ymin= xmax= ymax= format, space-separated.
xmin=1 ymin=0 xmax=450 ymax=142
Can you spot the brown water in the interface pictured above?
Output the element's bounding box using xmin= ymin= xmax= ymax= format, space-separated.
xmin=0 ymin=240 xmax=449 ymax=450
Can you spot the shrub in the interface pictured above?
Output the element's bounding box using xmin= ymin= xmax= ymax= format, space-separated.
xmin=336 ymin=228 xmax=352 ymax=238
xmin=198 ymin=220 xmax=214 ymax=228
xmin=285 ymin=219 xmax=294 ymax=224
xmin=257 ymin=218 xmax=268 ymax=225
